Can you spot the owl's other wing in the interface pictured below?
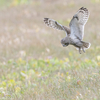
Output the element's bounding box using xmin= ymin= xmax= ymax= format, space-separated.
xmin=69 ymin=7 xmax=89 ymax=40
xmin=44 ymin=18 xmax=70 ymax=35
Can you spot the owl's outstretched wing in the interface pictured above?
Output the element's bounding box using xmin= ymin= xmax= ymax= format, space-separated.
xmin=69 ymin=7 xmax=89 ymax=40
xmin=44 ymin=18 xmax=70 ymax=35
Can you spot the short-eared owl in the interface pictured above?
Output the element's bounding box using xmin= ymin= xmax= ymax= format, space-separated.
xmin=44 ymin=7 xmax=91 ymax=54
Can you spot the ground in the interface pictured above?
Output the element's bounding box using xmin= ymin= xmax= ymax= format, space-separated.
xmin=0 ymin=0 xmax=100 ymax=100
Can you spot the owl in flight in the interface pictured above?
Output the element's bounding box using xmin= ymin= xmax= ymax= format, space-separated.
xmin=44 ymin=7 xmax=91 ymax=54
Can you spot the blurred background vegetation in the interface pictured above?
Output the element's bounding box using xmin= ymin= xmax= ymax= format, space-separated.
xmin=0 ymin=0 xmax=100 ymax=61
xmin=0 ymin=0 xmax=100 ymax=99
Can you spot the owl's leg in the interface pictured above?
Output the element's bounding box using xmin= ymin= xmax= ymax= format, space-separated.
xmin=82 ymin=47 xmax=85 ymax=53
xmin=79 ymin=48 xmax=81 ymax=54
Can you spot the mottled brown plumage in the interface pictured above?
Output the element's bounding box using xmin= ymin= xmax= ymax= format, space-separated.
xmin=44 ymin=7 xmax=91 ymax=54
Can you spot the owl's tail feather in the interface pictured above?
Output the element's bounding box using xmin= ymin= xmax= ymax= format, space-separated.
xmin=82 ymin=41 xmax=91 ymax=49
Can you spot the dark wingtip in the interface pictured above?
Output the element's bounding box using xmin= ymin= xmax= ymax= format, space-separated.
xmin=44 ymin=18 xmax=49 ymax=21
xmin=43 ymin=18 xmax=50 ymax=25
xmin=44 ymin=18 xmax=49 ymax=19
xmin=80 ymin=7 xmax=88 ymax=11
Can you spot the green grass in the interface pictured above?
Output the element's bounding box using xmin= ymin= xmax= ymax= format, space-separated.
xmin=0 ymin=57 xmax=100 ymax=100
xmin=0 ymin=0 xmax=31 ymax=8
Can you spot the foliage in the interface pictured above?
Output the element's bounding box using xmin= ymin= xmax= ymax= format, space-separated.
xmin=0 ymin=57 xmax=100 ymax=100
xmin=91 ymin=0 xmax=100 ymax=3
xmin=11 ymin=0 xmax=30 ymax=6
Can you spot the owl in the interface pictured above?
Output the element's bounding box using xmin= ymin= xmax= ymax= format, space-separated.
xmin=44 ymin=7 xmax=91 ymax=54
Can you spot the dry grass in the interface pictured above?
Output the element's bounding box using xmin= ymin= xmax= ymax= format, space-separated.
xmin=0 ymin=0 xmax=100 ymax=100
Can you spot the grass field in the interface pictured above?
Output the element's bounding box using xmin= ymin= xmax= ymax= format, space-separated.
xmin=0 ymin=0 xmax=100 ymax=100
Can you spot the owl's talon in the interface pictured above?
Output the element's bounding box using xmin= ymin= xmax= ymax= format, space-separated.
xmin=81 ymin=47 xmax=85 ymax=53
xmin=79 ymin=48 xmax=81 ymax=54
